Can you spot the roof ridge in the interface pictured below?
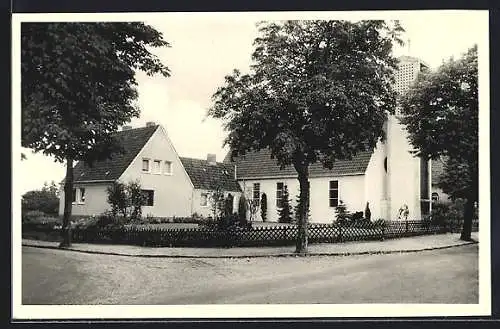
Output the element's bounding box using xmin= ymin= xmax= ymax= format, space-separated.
xmin=179 ymin=156 xmax=230 ymax=166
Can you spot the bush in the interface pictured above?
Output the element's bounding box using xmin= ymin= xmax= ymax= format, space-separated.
xmin=22 ymin=181 xmax=59 ymax=216
xmin=430 ymin=202 xmax=450 ymax=226
xmin=127 ymin=180 xmax=146 ymax=220
xmin=335 ymin=200 xmax=349 ymax=225
xmin=278 ymin=185 xmax=293 ymax=223
xmin=198 ymin=213 xmax=252 ymax=231
xmin=260 ymin=193 xmax=267 ymax=222
xmin=106 ymin=182 xmax=128 ymax=217
xmin=22 ymin=210 xmax=46 ymax=223
xmin=238 ymin=195 xmax=248 ymax=222
xmin=364 ymin=202 xmax=371 ymax=221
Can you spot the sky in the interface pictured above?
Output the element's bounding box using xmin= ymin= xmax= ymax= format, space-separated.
xmin=16 ymin=10 xmax=489 ymax=194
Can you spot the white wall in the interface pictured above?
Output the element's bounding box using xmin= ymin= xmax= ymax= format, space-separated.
xmin=118 ymin=126 xmax=194 ymax=218
xmin=364 ymin=141 xmax=386 ymax=220
xmin=239 ymin=174 xmax=365 ymax=224
xmin=58 ymin=183 xmax=111 ymax=217
xmin=387 ymin=115 xmax=422 ymax=220
xmin=192 ymin=188 xmax=242 ymax=218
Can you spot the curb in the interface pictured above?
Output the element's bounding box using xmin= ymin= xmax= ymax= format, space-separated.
xmin=21 ymin=240 xmax=478 ymax=259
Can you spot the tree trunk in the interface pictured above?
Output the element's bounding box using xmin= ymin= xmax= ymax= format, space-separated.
xmin=460 ymin=197 xmax=474 ymax=241
xmin=294 ymin=162 xmax=310 ymax=254
xmin=60 ymin=157 xmax=74 ymax=248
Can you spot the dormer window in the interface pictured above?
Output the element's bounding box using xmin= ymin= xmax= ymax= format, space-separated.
xmin=142 ymin=159 xmax=150 ymax=173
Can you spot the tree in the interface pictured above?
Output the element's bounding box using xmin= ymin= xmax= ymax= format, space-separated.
xmin=399 ymin=45 xmax=478 ymax=241
xmin=247 ymin=198 xmax=260 ymax=222
xmin=278 ymin=185 xmax=293 ymax=223
xmin=260 ymin=193 xmax=268 ymax=222
xmin=238 ymin=195 xmax=248 ymax=223
xmin=364 ymin=202 xmax=371 ymax=221
xmin=127 ymin=180 xmax=146 ymax=221
xmin=22 ymin=181 xmax=59 ymax=215
xmin=106 ymin=182 xmax=128 ymax=218
xmin=21 ymin=23 xmax=170 ymax=247
xmin=209 ymin=20 xmax=403 ymax=253
xmin=224 ymin=193 xmax=235 ymax=218
xmin=208 ymin=183 xmax=226 ymax=219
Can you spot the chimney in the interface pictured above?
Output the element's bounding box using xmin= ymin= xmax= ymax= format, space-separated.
xmin=207 ymin=153 xmax=217 ymax=166
xmin=146 ymin=121 xmax=156 ymax=127
xmin=122 ymin=125 xmax=132 ymax=131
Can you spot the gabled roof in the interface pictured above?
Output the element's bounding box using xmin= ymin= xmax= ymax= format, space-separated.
xmin=226 ymin=148 xmax=373 ymax=179
xmin=71 ymin=125 xmax=158 ymax=183
xmin=179 ymin=157 xmax=241 ymax=192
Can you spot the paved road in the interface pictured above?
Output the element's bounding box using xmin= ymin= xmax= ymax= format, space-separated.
xmin=22 ymin=244 xmax=478 ymax=305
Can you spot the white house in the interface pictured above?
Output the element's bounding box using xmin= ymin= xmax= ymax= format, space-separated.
xmin=58 ymin=123 xmax=241 ymax=219
xmin=225 ymin=113 xmax=433 ymax=224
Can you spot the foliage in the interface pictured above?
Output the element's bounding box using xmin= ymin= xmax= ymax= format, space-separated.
xmin=223 ymin=194 xmax=234 ymax=218
xmin=209 ymin=20 xmax=404 ymax=253
xmin=399 ymin=45 xmax=478 ymax=240
xmin=364 ymin=202 xmax=371 ymax=221
xmin=238 ymin=195 xmax=248 ymax=222
xmin=293 ymin=194 xmax=309 ymax=224
xmin=278 ymin=185 xmax=293 ymax=223
xmin=335 ymin=200 xmax=349 ymax=225
xmin=246 ymin=198 xmax=260 ymax=222
xmin=260 ymin=193 xmax=268 ymax=222
xmin=22 ymin=22 xmax=170 ymax=246
xmin=208 ymin=183 xmax=226 ymax=219
xmin=127 ymin=180 xmax=146 ymax=221
xmin=21 ymin=22 xmax=170 ymax=162
xmin=22 ymin=181 xmax=60 ymax=215
xmin=430 ymin=202 xmax=450 ymax=226
xmin=22 ymin=210 xmax=55 ymax=223
xmin=398 ymin=204 xmax=409 ymax=221
xmin=106 ymin=182 xmax=128 ymax=217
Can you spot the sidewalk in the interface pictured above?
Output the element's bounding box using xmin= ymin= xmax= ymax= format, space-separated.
xmin=22 ymin=232 xmax=478 ymax=258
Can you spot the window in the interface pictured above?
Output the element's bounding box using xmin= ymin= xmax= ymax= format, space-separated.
xmin=163 ymin=161 xmax=172 ymax=174
xmin=79 ymin=188 xmax=86 ymax=203
xmin=432 ymin=192 xmax=439 ymax=202
xmin=71 ymin=188 xmax=76 ymax=203
xmin=200 ymin=193 xmax=208 ymax=207
xmin=253 ymin=183 xmax=260 ymax=206
xmin=329 ymin=180 xmax=339 ymax=207
xmin=142 ymin=159 xmax=150 ymax=172
xmin=276 ymin=182 xmax=284 ymax=208
xmin=153 ymin=160 xmax=161 ymax=174
xmin=141 ymin=189 xmax=154 ymax=206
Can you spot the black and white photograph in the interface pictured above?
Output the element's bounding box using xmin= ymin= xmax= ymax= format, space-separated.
xmin=12 ymin=10 xmax=490 ymax=319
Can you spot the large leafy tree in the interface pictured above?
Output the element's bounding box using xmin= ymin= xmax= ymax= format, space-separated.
xmin=209 ymin=20 xmax=404 ymax=253
xmin=21 ymin=22 xmax=170 ymax=247
xmin=399 ymin=45 xmax=478 ymax=241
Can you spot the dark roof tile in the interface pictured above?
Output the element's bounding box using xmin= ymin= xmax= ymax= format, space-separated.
xmin=229 ymin=148 xmax=373 ymax=179
xmin=180 ymin=157 xmax=241 ymax=192
xmin=71 ymin=125 xmax=158 ymax=183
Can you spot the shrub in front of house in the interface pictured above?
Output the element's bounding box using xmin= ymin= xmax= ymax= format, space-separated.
xmin=238 ymin=195 xmax=247 ymax=222
xmin=22 ymin=210 xmax=46 ymax=223
xmin=334 ymin=200 xmax=349 ymax=226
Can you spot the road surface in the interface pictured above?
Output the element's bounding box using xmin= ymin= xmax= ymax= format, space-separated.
xmin=22 ymin=244 xmax=478 ymax=304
